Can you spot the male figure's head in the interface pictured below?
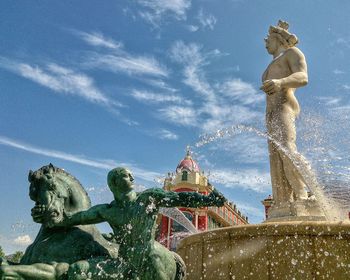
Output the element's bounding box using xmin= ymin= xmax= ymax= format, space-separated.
xmin=265 ymin=20 xmax=298 ymax=55
xmin=107 ymin=167 xmax=134 ymax=196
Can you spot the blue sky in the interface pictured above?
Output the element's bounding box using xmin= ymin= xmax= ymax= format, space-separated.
xmin=1 ymin=0 xmax=350 ymax=253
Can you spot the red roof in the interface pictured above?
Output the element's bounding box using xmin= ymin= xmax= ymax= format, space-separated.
xmin=176 ymin=152 xmax=200 ymax=173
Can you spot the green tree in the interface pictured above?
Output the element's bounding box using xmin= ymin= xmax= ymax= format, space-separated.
xmin=7 ymin=251 xmax=24 ymax=263
xmin=0 ymin=246 xmax=5 ymax=258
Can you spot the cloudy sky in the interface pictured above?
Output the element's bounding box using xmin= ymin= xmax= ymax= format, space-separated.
xmin=1 ymin=0 xmax=350 ymax=253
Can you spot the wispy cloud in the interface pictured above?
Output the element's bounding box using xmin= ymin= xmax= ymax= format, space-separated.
xmin=335 ymin=37 xmax=350 ymax=48
xmin=13 ymin=235 xmax=32 ymax=246
xmin=194 ymin=125 xmax=269 ymax=169
xmin=234 ymin=201 xmax=265 ymax=219
xmin=158 ymin=129 xmax=179 ymax=140
xmin=170 ymin=41 xmax=203 ymax=65
xmin=200 ymin=105 xmax=262 ymax=133
xmin=0 ymin=135 xmax=161 ymax=182
xmin=342 ymin=84 xmax=350 ymax=91
xmin=0 ymin=57 xmax=121 ymax=109
xmin=158 ymin=106 xmax=198 ymax=126
xmin=329 ymin=105 xmax=350 ymax=114
xmin=0 ymin=234 xmax=35 ymax=254
xmin=170 ymin=41 xmax=215 ymax=100
xmin=210 ymin=168 xmax=271 ymax=193
xmin=318 ymin=96 xmax=341 ymax=106
xmin=131 ymin=89 xmax=191 ymax=105
xmin=137 ymin=0 xmax=191 ymax=18
xmin=71 ymin=31 xmax=168 ymax=77
xmin=333 ymin=69 xmax=345 ymax=75
xmin=317 ymin=92 xmax=350 ymax=115
xmin=183 ymin=64 xmax=214 ymax=100
xmin=169 ymin=41 xmax=262 ymax=133
xmin=87 ymin=52 xmax=168 ymax=77
xmin=142 ymin=79 xmax=177 ymax=92
xmin=187 ymin=25 xmax=199 ymax=32
xmin=217 ymin=78 xmax=264 ymax=105
xmin=73 ymin=30 xmax=123 ymax=50
xmin=210 ymin=133 xmax=268 ymax=164
xmin=86 ymin=184 xmax=147 ymax=205
xmin=197 ymin=9 xmax=217 ymax=30
xmin=136 ymin=0 xmax=191 ymax=27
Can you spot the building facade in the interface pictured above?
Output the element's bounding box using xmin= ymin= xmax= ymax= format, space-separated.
xmin=261 ymin=194 xmax=273 ymax=220
xmin=157 ymin=150 xmax=249 ymax=250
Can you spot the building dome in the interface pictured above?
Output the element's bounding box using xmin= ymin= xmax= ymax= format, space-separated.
xmin=176 ymin=149 xmax=200 ymax=173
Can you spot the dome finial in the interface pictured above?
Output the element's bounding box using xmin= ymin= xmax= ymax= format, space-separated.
xmin=186 ymin=145 xmax=191 ymax=158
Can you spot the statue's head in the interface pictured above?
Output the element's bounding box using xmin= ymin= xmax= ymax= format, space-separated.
xmin=28 ymin=164 xmax=91 ymax=227
xmin=265 ymin=20 xmax=298 ymax=54
xmin=107 ymin=167 xmax=134 ymax=195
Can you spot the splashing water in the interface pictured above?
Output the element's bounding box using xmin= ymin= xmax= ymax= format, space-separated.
xmin=160 ymin=207 xmax=198 ymax=234
xmin=297 ymin=111 xmax=350 ymax=217
xmin=196 ymin=124 xmax=343 ymax=221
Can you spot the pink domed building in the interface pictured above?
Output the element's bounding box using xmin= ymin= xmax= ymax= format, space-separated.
xmin=157 ymin=149 xmax=249 ymax=251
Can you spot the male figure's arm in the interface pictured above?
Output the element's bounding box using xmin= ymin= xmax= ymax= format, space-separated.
xmin=51 ymin=204 xmax=110 ymax=228
xmin=0 ymin=258 xmax=69 ymax=280
xmin=149 ymin=188 xmax=226 ymax=208
xmin=262 ymin=48 xmax=308 ymax=95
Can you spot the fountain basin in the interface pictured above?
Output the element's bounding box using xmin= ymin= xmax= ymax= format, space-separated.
xmin=177 ymin=221 xmax=350 ymax=279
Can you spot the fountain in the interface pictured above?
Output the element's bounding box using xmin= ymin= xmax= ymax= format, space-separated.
xmin=1 ymin=20 xmax=350 ymax=280
xmin=176 ymin=21 xmax=350 ymax=279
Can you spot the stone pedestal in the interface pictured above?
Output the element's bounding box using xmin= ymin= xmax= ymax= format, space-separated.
xmin=177 ymin=221 xmax=350 ymax=280
xmin=267 ymin=200 xmax=327 ymax=222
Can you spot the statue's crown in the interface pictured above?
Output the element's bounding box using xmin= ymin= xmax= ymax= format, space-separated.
xmin=277 ymin=20 xmax=289 ymax=31
xmin=268 ymin=20 xmax=298 ymax=47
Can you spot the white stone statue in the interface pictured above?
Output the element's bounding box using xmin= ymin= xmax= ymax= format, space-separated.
xmin=261 ymin=21 xmax=325 ymax=219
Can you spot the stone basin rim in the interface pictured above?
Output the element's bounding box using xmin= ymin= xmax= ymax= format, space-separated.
xmin=177 ymin=221 xmax=350 ymax=249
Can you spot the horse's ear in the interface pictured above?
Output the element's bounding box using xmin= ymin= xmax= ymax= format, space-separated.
xmin=28 ymin=170 xmax=34 ymax=182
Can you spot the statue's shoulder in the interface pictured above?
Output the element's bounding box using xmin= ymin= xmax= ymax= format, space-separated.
xmin=285 ymin=46 xmax=305 ymax=58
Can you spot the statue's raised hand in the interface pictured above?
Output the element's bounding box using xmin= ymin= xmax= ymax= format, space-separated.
xmin=47 ymin=210 xmax=71 ymax=229
xmin=208 ymin=188 xmax=226 ymax=207
xmin=31 ymin=204 xmax=46 ymax=224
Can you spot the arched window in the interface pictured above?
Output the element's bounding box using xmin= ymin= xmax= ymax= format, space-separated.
xmin=182 ymin=171 xmax=188 ymax=181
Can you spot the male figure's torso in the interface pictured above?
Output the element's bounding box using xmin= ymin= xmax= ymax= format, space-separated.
xmin=101 ymin=196 xmax=173 ymax=278
xmin=262 ymin=48 xmax=300 ymax=116
xmin=103 ymin=196 xmax=158 ymax=254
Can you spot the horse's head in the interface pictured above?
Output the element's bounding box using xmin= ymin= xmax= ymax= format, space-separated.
xmin=28 ymin=164 xmax=91 ymax=227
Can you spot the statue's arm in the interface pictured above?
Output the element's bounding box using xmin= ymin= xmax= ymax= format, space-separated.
xmin=58 ymin=204 xmax=109 ymax=227
xmin=0 ymin=260 xmax=69 ymax=280
xmin=156 ymin=188 xmax=226 ymax=208
xmin=280 ymin=47 xmax=308 ymax=88
xmin=262 ymin=48 xmax=308 ymax=95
